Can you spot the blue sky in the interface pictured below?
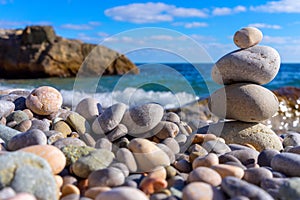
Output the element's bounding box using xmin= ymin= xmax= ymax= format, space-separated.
xmin=1 ymin=0 xmax=300 ymax=62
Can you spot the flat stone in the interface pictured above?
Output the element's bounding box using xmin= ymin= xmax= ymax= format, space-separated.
xmin=258 ymin=149 xmax=280 ymax=167
xmin=95 ymin=186 xmax=148 ymax=200
xmin=163 ymin=112 xmax=180 ymax=123
xmin=0 ymin=124 xmax=21 ymax=144
xmin=209 ymin=83 xmax=279 ymax=122
xmin=19 ymin=144 xmax=66 ymax=174
xmin=221 ymin=176 xmax=274 ymax=200
xmin=75 ymin=98 xmax=101 ymax=122
xmin=26 ymin=86 xmax=63 ymax=115
xmin=122 ymin=103 xmax=164 ymax=136
xmin=243 ymin=167 xmax=273 ymax=185
xmin=71 ymin=149 xmax=115 ymax=178
xmin=152 ymin=121 xmax=179 ymax=139
xmin=7 ymin=129 xmax=47 ymax=151
xmin=88 ymin=167 xmax=125 ymax=187
xmin=66 ymin=112 xmax=91 ymax=135
xmin=116 ymin=148 xmax=138 ymax=173
xmin=0 ymin=100 xmax=15 ymax=118
xmin=188 ymin=166 xmax=222 ymax=186
xmin=128 ymin=138 xmax=170 ymax=172
xmin=201 ymin=121 xmax=283 ymax=151
xmin=92 ymin=103 xmax=126 ymax=135
xmin=271 ymin=152 xmax=300 ymax=176
xmin=212 ymin=46 xmax=280 ymax=85
xmin=95 ymin=138 xmax=112 ymax=151
xmin=233 ymin=27 xmax=263 ymax=48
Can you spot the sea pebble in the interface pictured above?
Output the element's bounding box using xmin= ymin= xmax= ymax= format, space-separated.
xmin=0 ymin=187 xmax=16 ymax=199
xmin=122 ymin=103 xmax=164 ymax=136
xmin=53 ymin=121 xmax=72 ymax=137
xmin=258 ymin=149 xmax=280 ymax=167
xmin=88 ymin=167 xmax=125 ymax=187
xmin=202 ymin=139 xmax=231 ymax=154
xmin=283 ymin=132 xmax=300 ymax=147
xmin=116 ymin=148 xmax=138 ymax=173
xmin=80 ymin=133 xmax=96 ymax=147
xmin=0 ymin=151 xmax=57 ymax=200
xmin=61 ymin=184 xmax=80 ymax=198
xmin=288 ymin=146 xmax=300 ymax=154
xmin=271 ymin=152 xmax=300 ymax=176
xmin=0 ymin=100 xmax=15 ymax=118
xmin=209 ymin=83 xmax=279 ymax=122
xmin=163 ymin=112 xmax=181 ymax=123
xmin=162 ymin=137 xmax=180 ymax=154
xmin=225 ymin=149 xmax=259 ymax=165
xmin=7 ymin=129 xmax=47 ymax=151
xmin=182 ymin=182 xmax=214 ymax=200
xmin=29 ymin=119 xmax=50 ymax=132
xmin=95 ymin=186 xmax=149 ymax=200
xmin=84 ymin=187 xmax=111 ymax=199
xmin=92 ymin=103 xmax=126 ymax=135
xmin=0 ymin=124 xmax=21 ymax=143
xmin=192 ymin=153 xmax=219 ymax=169
xmin=75 ymin=98 xmax=101 ymax=122
xmin=19 ymin=144 xmax=66 ymax=174
xmin=109 ymin=162 xmax=129 ymax=177
xmin=26 ymin=86 xmax=63 ymax=115
xmin=66 ymin=112 xmax=91 ymax=135
xmin=156 ymin=143 xmax=175 ymax=164
xmin=13 ymin=96 xmax=27 ymax=111
xmin=243 ymin=167 xmax=273 ymax=185
xmin=221 ymin=176 xmax=274 ymax=200
xmin=6 ymin=110 xmax=28 ymax=124
xmin=61 ymin=145 xmax=95 ymax=166
xmin=199 ymin=121 xmax=283 ymax=151
xmin=7 ymin=193 xmax=37 ymax=200
xmin=152 ymin=121 xmax=179 ymax=139
xmin=71 ymin=149 xmax=115 ymax=178
xmin=46 ymin=131 xmax=65 ymax=144
xmin=173 ymin=159 xmax=191 ymax=173
xmin=128 ymin=138 xmax=170 ymax=172
xmin=14 ymin=119 xmax=32 ymax=132
xmin=211 ymin=46 xmax=280 ymax=85
xmin=211 ymin=164 xmax=245 ymax=179
xmin=95 ymin=138 xmax=112 ymax=151
xmin=106 ymin=123 xmax=128 ymax=142
xmin=53 ymin=138 xmax=86 ymax=149
xmin=188 ymin=166 xmax=222 ymax=186
xmin=233 ymin=27 xmax=263 ymax=49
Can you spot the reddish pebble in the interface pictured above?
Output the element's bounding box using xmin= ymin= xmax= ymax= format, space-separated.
xmin=61 ymin=184 xmax=80 ymax=198
xmin=7 ymin=193 xmax=37 ymax=200
xmin=140 ymin=177 xmax=168 ymax=195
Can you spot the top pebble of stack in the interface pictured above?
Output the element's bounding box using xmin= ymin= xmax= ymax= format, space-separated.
xmin=233 ymin=27 xmax=263 ymax=49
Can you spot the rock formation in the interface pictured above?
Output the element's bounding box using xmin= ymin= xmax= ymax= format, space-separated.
xmin=0 ymin=26 xmax=138 ymax=78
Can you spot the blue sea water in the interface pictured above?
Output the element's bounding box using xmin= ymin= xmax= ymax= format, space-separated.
xmin=0 ymin=63 xmax=299 ymax=108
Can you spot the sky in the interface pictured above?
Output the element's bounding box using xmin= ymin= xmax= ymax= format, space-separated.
xmin=1 ymin=0 xmax=300 ymax=63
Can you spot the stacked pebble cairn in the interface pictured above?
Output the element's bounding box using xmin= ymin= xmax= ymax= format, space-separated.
xmin=209 ymin=27 xmax=283 ymax=152
xmin=0 ymin=28 xmax=300 ymax=200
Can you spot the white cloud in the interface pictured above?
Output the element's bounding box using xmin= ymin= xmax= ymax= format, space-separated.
xmin=173 ymin=22 xmax=208 ymax=28
xmin=97 ymin=32 xmax=109 ymax=37
xmin=250 ymin=0 xmax=300 ymax=13
xmin=248 ymin=23 xmax=281 ymax=29
xmin=104 ymin=2 xmax=208 ymax=24
xmin=0 ymin=20 xmax=52 ymax=29
xmin=263 ymin=35 xmax=288 ymax=44
xmin=212 ymin=5 xmax=246 ymax=16
xmin=60 ymin=21 xmax=101 ymax=30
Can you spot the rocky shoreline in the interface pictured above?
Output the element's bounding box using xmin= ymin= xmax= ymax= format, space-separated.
xmin=0 ymin=27 xmax=300 ymax=200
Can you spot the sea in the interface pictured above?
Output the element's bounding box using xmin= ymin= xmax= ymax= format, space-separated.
xmin=0 ymin=63 xmax=299 ymax=109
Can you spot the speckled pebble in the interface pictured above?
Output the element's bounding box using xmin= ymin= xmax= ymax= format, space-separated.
xmin=53 ymin=121 xmax=72 ymax=137
xmin=66 ymin=112 xmax=91 ymax=135
xmin=26 ymin=86 xmax=63 ymax=115
xmin=30 ymin=119 xmax=50 ymax=132
xmin=53 ymin=137 xmax=86 ymax=149
xmin=122 ymin=103 xmax=164 ymax=136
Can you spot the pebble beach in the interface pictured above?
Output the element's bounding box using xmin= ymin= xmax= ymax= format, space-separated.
xmin=0 ymin=27 xmax=300 ymax=200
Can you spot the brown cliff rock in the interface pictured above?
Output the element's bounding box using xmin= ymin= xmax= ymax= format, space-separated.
xmin=0 ymin=25 xmax=138 ymax=78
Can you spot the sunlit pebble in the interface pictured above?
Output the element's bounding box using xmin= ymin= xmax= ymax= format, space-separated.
xmin=297 ymin=98 xmax=300 ymax=104
xmin=295 ymin=104 xmax=299 ymax=109
xmin=293 ymin=120 xmax=299 ymax=127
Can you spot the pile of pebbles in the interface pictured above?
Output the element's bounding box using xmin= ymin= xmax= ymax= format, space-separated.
xmin=0 ymin=27 xmax=300 ymax=200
